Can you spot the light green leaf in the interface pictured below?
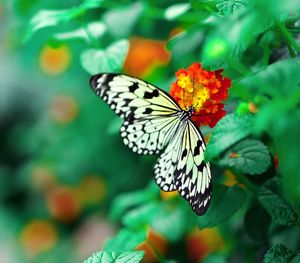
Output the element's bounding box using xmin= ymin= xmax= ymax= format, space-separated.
xmin=205 ymin=113 xmax=253 ymax=160
xmin=103 ymin=2 xmax=144 ymax=38
xmin=258 ymin=178 xmax=299 ymax=226
xmin=54 ymin=22 xmax=106 ymax=42
xmin=80 ymin=39 xmax=129 ymax=75
xmin=54 ymin=22 xmax=106 ymax=43
xmin=84 ymin=250 xmax=144 ymax=263
xmin=24 ymin=0 xmax=104 ymax=41
xmin=198 ymin=184 xmax=246 ymax=228
xmin=264 ymin=244 xmax=299 ymax=263
xmin=104 ymin=229 xmax=146 ymax=252
xmin=219 ymin=139 xmax=271 ymax=175
xmin=164 ymin=3 xmax=191 ymax=20
xmin=216 ymin=0 xmax=251 ymax=15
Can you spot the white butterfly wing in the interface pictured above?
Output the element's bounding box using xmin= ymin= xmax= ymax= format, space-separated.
xmin=174 ymin=120 xmax=211 ymax=215
xmin=155 ymin=119 xmax=211 ymax=215
xmin=90 ymin=74 xmax=182 ymax=154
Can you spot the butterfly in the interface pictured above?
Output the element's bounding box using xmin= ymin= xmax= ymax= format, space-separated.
xmin=90 ymin=73 xmax=211 ymax=215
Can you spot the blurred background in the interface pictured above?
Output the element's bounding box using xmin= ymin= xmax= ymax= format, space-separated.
xmin=1 ymin=0 xmax=300 ymax=262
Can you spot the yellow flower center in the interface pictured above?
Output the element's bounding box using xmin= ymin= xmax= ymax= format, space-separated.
xmin=177 ymin=74 xmax=193 ymax=93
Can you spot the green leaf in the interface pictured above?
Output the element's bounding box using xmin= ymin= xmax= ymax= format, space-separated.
xmin=264 ymin=244 xmax=299 ymax=263
xmin=216 ymin=0 xmax=251 ymax=16
xmin=201 ymin=7 xmax=273 ymax=69
xmin=190 ymin=0 xmax=218 ymax=13
xmin=198 ymin=184 xmax=246 ymax=228
xmin=219 ymin=139 xmax=271 ymax=175
xmin=244 ymin=203 xmax=271 ymax=243
xmin=103 ymin=2 xmax=144 ymax=38
xmin=164 ymin=3 xmax=191 ymax=21
xmin=236 ymin=58 xmax=300 ymax=98
xmin=258 ymin=178 xmax=299 ymax=226
xmin=205 ymin=113 xmax=253 ymax=160
xmin=24 ymin=0 xmax=104 ymax=41
xmin=122 ymin=202 xmax=159 ymax=230
xmin=84 ymin=250 xmax=144 ymax=263
xmin=54 ymin=22 xmax=106 ymax=42
xmin=109 ymin=182 xmax=159 ymax=221
xmin=80 ymin=39 xmax=129 ymax=74
xmin=104 ymin=229 xmax=146 ymax=252
xmin=202 ymin=253 xmax=228 ymax=263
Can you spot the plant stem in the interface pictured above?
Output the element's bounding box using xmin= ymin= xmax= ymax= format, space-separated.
xmin=230 ymin=168 xmax=257 ymax=193
xmin=276 ymin=21 xmax=300 ymax=57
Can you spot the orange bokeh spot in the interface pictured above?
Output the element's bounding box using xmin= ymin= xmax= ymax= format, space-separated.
xmin=39 ymin=44 xmax=71 ymax=75
xmin=160 ymin=190 xmax=178 ymax=200
xmin=49 ymin=95 xmax=78 ymax=124
xmin=31 ymin=165 xmax=57 ymax=191
xmin=47 ymin=186 xmax=81 ymax=223
xmin=123 ymin=37 xmax=170 ymax=77
xmin=186 ymin=227 xmax=225 ymax=262
xmin=136 ymin=228 xmax=168 ymax=263
xmin=20 ymin=220 xmax=58 ymax=256
xmin=78 ymin=175 xmax=107 ymax=206
xmin=170 ymin=62 xmax=231 ymax=128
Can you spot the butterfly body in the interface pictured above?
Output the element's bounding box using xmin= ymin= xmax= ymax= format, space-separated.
xmin=90 ymin=73 xmax=211 ymax=215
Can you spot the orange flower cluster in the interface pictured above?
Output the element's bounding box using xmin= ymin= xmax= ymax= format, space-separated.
xmin=169 ymin=63 xmax=231 ymax=127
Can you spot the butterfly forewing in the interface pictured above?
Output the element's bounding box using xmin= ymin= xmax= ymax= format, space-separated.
xmin=90 ymin=74 xmax=181 ymax=120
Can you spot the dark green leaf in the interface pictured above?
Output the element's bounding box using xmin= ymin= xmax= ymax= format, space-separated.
xmin=258 ymin=178 xmax=299 ymax=226
xmin=190 ymin=0 xmax=218 ymax=13
xmin=205 ymin=113 xmax=253 ymax=160
xmin=83 ymin=250 xmax=144 ymax=263
xmin=244 ymin=203 xmax=271 ymax=243
xmin=220 ymin=139 xmax=271 ymax=175
xmin=198 ymin=184 xmax=246 ymax=228
xmin=264 ymin=244 xmax=299 ymax=263
xmin=80 ymin=39 xmax=129 ymax=74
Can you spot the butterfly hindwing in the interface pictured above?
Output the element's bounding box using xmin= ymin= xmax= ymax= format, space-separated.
xmin=120 ymin=115 xmax=181 ymax=155
xmin=174 ymin=120 xmax=211 ymax=215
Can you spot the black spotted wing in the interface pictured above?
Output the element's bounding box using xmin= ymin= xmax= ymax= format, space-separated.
xmin=90 ymin=73 xmax=182 ymax=155
xmin=155 ymin=119 xmax=211 ymax=215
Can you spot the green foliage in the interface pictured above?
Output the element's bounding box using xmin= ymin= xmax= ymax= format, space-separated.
xmin=83 ymin=250 xmax=144 ymax=263
xmin=205 ymin=113 xmax=253 ymax=160
xmin=198 ymin=184 xmax=246 ymax=228
xmin=3 ymin=0 xmax=300 ymax=262
xmin=258 ymin=178 xmax=299 ymax=226
xmin=219 ymin=139 xmax=271 ymax=175
xmin=264 ymin=244 xmax=300 ymax=263
xmin=24 ymin=0 xmax=104 ymax=41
